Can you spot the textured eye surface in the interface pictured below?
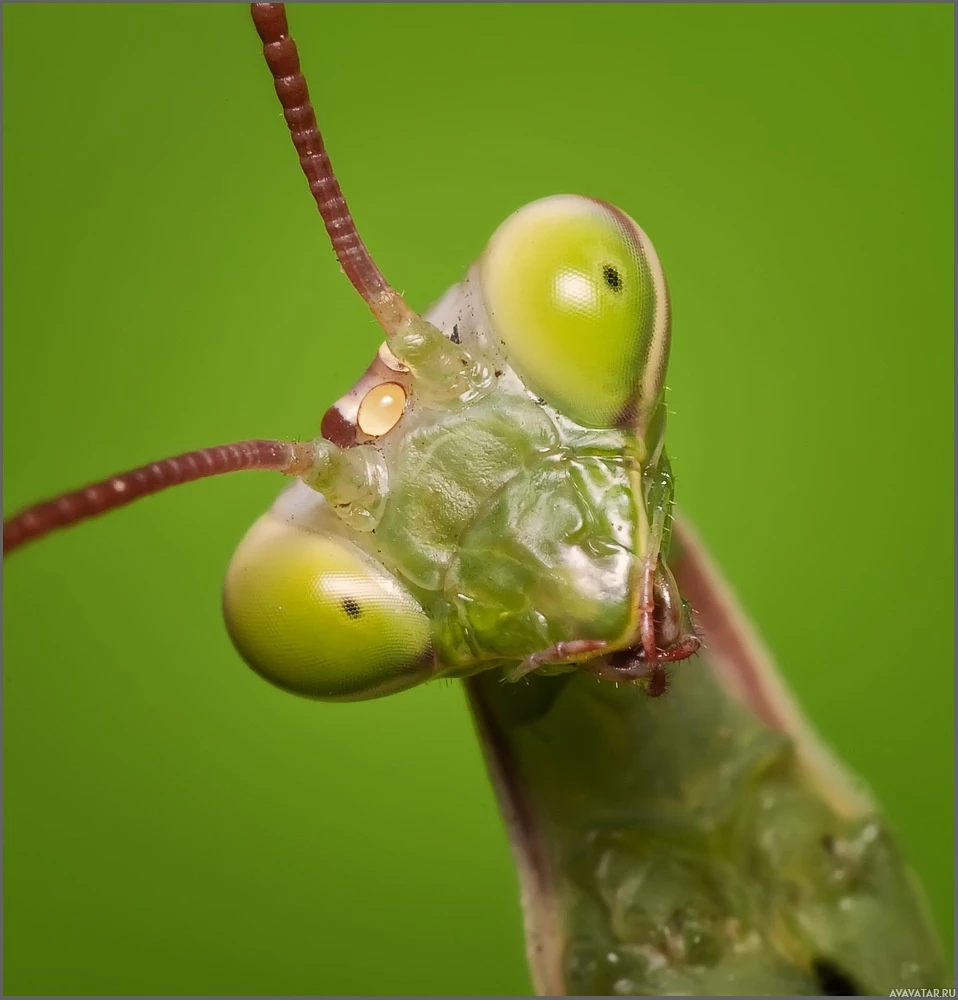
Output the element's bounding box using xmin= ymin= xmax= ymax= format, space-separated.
xmin=223 ymin=515 xmax=433 ymax=701
xmin=480 ymin=195 xmax=668 ymax=428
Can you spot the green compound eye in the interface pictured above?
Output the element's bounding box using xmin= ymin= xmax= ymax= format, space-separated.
xmin=223 ymin=515 xmax=434 ymax=702
xmin=480 ymin=195 xmax=669 ymax=429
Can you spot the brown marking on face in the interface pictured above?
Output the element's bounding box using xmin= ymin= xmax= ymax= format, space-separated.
xmin=320 ymin=406 xmax=358 ymax=448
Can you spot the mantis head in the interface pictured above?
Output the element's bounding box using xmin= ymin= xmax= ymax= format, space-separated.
xmin=5 ymin=3 xmax=699 ymax=702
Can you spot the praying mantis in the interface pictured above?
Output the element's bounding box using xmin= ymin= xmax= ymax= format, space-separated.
xmin=3 ymin=4 xmax=953 ymax=995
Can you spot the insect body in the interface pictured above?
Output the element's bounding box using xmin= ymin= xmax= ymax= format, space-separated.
xmin=3 ymin=4 xmax=950 ymax=996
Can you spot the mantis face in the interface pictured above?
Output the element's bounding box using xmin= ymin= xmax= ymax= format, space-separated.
xmin=223 ymin=194 xmax=698 ymax=701
xmin=4 ymin=7 xmax=699 ymax=700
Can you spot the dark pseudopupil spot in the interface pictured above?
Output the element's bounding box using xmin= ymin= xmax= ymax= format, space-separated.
xmin=341 ymin=597 xmax=362 ymax=620
xmin=812 ymin=958 xmax=861 ymax=995
xmin=602 ymin=263 xmax=622 ymax=292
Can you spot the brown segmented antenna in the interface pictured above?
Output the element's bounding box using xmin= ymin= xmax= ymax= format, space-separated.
xmin=3 ymin=440 xmax=316 ymax=555
xmin=251 ymin=3 xmax=425 ymax=336
xmin=5 ymin=5 xmax=421 ymax=556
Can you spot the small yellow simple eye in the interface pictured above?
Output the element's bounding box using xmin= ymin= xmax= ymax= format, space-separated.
xmin=480 ymin=195 xmax=669 ymax=429
xmin=358 ymin=382 xmax=406 ymax=437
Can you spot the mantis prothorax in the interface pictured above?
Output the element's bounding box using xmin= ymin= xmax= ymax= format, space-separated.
xmin=4 ymin=4 xmax=948 ymax=995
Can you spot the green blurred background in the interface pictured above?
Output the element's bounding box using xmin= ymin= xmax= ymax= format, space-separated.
xmin=3 ymin=4 xmax=953 ymax=995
